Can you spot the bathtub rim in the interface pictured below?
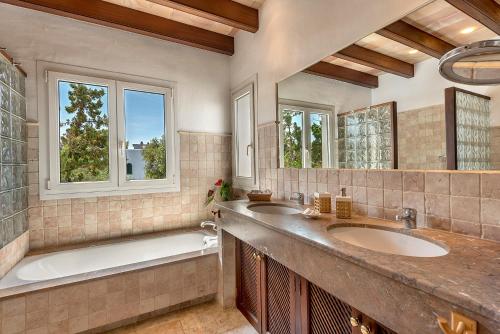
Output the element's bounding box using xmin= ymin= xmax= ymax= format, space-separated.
xmin=0 ymin=228 xmax=218 ymax=301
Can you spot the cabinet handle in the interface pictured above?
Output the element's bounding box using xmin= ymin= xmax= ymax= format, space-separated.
xmin=252 ymin=252 xmax=257 ymax=259
xmin=349 ymin=316 xmax=360 ymax=327
xmin=360 ymin=324 xmax=371 ymax=334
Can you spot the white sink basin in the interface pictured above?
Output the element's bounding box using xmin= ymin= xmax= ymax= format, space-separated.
xmin=329 ymin=226 xmax=448 ymax=257
xmin=247 ymin=203 xmax=302 ymax=215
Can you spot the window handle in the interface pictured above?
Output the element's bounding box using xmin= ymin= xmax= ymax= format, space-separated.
xmin=120 ymin=141 xmax=126 ymax=157
xmin=246 ymin=143 xmax=253 ymax=156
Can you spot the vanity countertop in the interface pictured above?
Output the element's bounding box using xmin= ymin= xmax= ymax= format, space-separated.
xmin=216 ymin=200 xmax=500 ymax=322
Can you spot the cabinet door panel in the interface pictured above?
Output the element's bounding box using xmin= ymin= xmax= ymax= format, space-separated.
xmin=265 ymin=256 xmax=295 ymax=334
xmin=236 ymin=240 xmax=260 ymax=331
xmin=308 ymin=282 xmax=353 ymax=334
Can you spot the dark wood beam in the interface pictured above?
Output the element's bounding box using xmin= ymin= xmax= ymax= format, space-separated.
xmin=147 ymin=0 xmax=259 ymax=33
xmin=377 ymin=20 xmax=455 ymax=58
xmin=0 ymin=0 xmax=234 ymax=55
xmin=335 ymin=44 xmax=414 ymax=78
xmin=303 ymin=62 xmax=378 ymax=89
xmin=445 ymin=0 xmax=500 ymax=35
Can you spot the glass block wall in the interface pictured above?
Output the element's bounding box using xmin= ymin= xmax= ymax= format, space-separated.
xmin=337 ymin=102 xmax=395 ymax=169
xmin=456 ymin=91 xmax=491 ymax=170
xmin=0 ymin=52 xmax=28 ymax=249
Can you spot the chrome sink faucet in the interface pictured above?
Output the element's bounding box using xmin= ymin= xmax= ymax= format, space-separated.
xmin=396 ymin=208 xmax=417 ymax=229
xmin=289 ymin=192 xmax=304 ymax=205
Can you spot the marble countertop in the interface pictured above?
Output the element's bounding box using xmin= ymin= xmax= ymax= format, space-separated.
xmin=216 ymin=200 xmax=500 ymax=322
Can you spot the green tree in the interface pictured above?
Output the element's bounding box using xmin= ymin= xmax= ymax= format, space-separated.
xmin=142 ymin=136 xmax=166 ymax=179
xmin=311 ymin=120 xmax=323 ymax=168
xmin=60 ymin=83 xmax=109 ymax=183
xmin=282 ymin=110 xmax=303 ymax=168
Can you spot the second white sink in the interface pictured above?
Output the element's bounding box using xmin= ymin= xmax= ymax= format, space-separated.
xmin=247 ymin=203 xmax=302 ymax=215
xmin=329 ymin=226 xmax=448 ymax=257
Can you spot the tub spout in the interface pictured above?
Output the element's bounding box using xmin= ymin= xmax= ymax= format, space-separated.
xmin=201 ymin=221 xmax=217 ymax=231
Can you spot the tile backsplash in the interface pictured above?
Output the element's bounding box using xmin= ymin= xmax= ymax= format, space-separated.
xmin=27 ymin=125 xmax=232 ymax=250
xmin=0 ymin=52 xmax=28 ymax=251
xmin=259 ymin=123 xmax=500 ymax=242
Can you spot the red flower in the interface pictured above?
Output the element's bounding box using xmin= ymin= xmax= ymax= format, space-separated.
xmin=215 ymin=179 xmax=223 ymax=186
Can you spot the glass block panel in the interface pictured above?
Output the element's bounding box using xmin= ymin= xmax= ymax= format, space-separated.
xmin=1 ymin=110 xmax=10 ymax=137
xmin=337 ymin=102 xmax=395 ymax=169
xmin=455 ymin=91 xmax=490 ymax=170
xmin=0 ymin=82 xmax=9 ymax=111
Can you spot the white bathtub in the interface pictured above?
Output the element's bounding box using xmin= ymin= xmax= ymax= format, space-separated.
xmin=0 ymin=230 xmax=217 ymax=289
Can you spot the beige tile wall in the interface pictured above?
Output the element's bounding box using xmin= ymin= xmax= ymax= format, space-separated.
xmin=259 ymin=123 xmax=500 ymax=242
xmin=490 ymin=126 xmax=500 ymax=170
xmin=0 ymin=232 xmax=28 ymax=279
xmin=27 ymin=124 xmax=232 ymax=250
xmin=397 ymin=105 xmax=447 ymax=170
xmin=0 ymin=254 xmax=218 ymax=334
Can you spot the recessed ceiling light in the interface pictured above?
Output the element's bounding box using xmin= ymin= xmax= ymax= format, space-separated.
xmin=408 ymin=49 xmax=418 ymax=54
xmin=460 ymin=26 xmax=476 ymax=34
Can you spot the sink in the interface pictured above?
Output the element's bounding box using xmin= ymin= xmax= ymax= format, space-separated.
xmin=329 ymin=226 xmax=448 ymax=257
xmin=247 ymin=203 xmax=302 ymax=215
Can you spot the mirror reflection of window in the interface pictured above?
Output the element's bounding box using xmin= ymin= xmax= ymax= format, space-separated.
xmin=279 ymin=102 xmax=333 ymax=169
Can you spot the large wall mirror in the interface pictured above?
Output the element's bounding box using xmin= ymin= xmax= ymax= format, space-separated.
xmin=276 ymin=0 xmax=500 ymax=171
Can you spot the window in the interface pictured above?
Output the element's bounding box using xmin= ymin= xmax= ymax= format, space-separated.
xmin=46 ymin=71 xmax=176 ymax=198
xmin=279 ymin=101 xmax=333 ymax=168
xmin=232 ymin=80 xmax=257 ymax=190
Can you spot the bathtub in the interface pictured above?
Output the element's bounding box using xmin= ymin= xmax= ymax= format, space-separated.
xmin=0 ymin=229 xmax=217 ymax=290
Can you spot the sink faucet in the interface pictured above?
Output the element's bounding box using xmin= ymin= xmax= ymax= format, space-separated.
xmin=200 ymin=221 xmax=217 ymax=231
xmin=396 ymin=208 xmax=417 ymax=229
xmin=289 ymin=192 xmax=304 ymax=205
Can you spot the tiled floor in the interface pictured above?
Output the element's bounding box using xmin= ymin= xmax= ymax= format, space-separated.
xmin=105 ymin=301 xmax=257 ymax=334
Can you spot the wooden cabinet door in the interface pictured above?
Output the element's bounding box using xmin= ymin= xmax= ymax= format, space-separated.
xmin=306 ymin=281 xmax=355 ymax=334
xmin=236 ymin=239 xmax=262 ymax=332
xmin=263 ymin=256 xmax=297 ymax=334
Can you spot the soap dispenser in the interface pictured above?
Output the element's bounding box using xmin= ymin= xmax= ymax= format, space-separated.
xmin=335 ymin=187 xmax=352 ymax=219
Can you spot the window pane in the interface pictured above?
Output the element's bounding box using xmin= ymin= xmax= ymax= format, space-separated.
xmin=310 ymin=113 xmax=328 ymax=168
xmin=124 ymin=89 xmax=166 ymax=181
xmin=235 ymin=92 xmax=252 ymax=178
xmin=59 ymin=81 xmax=109 ymax=183
xmin=282 ymin=109 xmax=303 ymax=168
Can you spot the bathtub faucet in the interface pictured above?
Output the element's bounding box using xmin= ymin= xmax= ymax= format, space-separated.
xmin=201 ymin=221 xmax=217 ymax=231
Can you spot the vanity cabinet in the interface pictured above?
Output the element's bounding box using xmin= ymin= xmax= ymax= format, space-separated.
xmin=235 ymin=239 xmax=397 ymax=334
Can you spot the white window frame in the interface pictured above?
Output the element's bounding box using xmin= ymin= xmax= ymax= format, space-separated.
xmin=278 ymin=99 xmax=334 ymax=168
xmin=116 ymin=81 xmax=174 ymax=190
xmin=231 ymin=76 xmax=258 ymax=190
xmin=39 ymin=62 xmax=179 ymax=200
xmin=47 ymin=71 xmax=119 ymax=193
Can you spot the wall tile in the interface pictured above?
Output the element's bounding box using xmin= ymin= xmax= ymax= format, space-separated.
xmin=403 ymin=191 xmax=425 ymax=214
xmin=425 ymin=193 xmax=450 ymax=218
xmin=425 ymin=172 xmax=450 ymax=195
xmin=451 ymin=219 xmax=480 ymax=238
xmin=480 ymin=198 xmax=500 ymax=226
xmin=366 ymin=170 xmax=383 ymax=188
xmin=451 ymin=173 xmax=479 ymax=197
xmin=403 ymin=172 xmax=424 ymax=192
xmin=383 ymin=171 xmax=402 ymax=190
xmin=481 ymin=174 xmax=500 ymax=199
xmin=383 ymin=190 xmax=402 ymax=210
xmin=367 ymin=188 xmax=383 ymax=207
xmin=451 ymin=196 xmax=479 ymax=223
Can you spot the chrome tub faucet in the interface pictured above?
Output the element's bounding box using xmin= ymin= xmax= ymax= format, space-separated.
xmin=396 ymin=208 xmax=417 ymax=229
xmin=290 ymin=192 xmax=304 ymax=205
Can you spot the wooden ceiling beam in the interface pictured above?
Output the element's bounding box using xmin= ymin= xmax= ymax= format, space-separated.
xmin=304 ymin=62 xmax=378 ymax=89
xmin=377 ymin=20 xmax=455 ymax=58
xmin=445 ymin=0 xmax=500 ymax=35
xmin=335 ymin=44 xmax=414 ymax=78
xmin=147 ymin=0 xmax=259 ymax=33
xmin=0 ymin=0 xmax=234 ymax=55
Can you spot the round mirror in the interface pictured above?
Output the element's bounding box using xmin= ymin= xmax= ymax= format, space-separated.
xmin=439 ymin=39 xmax=500 ymax=85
